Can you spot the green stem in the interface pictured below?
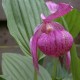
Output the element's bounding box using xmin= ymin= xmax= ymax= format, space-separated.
xmin=34 ymin=70 xmax=38 ymax=80
xmin=52 ymin=58 xmax=58 ymax=80
xmin=61 ymin=17 xmax=69 ymax=31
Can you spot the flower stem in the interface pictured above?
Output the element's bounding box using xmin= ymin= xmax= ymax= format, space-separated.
xmin=34 ymin=70 xmax=38 ymax=80
xmin=61 ymin=17 xmax=69 ymax=31
xmin=52 ymin=58 xmax=58 ymax=80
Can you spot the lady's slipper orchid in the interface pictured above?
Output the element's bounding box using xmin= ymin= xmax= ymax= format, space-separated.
xmin=30 ymin=1 xmax=73 ymax=72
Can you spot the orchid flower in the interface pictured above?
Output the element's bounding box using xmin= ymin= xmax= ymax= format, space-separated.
xmin=30 ymin=1 xmax=73 ymax=72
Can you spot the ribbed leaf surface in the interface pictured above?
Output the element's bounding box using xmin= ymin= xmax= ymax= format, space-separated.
xmin=2 ymin=0 xmax=48 ymax=56
xmin=2 ymin=53 xmax=52 ymax=80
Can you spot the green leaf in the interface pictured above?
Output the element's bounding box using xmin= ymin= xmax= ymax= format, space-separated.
xmin=0 ymin=77 xmax=5 ymax=80
xmin=2 ymin=0 xmax=49 ymax=57
xmin=2 ymin=53 xmax=52 ymax=80
xmin=0 ymin=75 xmax=11 ymax=80
xmin=70 ymin=44 xmax=80 ymax=80
xmin=43 ymin=57 xmax=69 ymax=80
xmin=63 ymin=74 xmax=73 ymax=80
xmin=56 ymin=9 xmax=80 ymax=38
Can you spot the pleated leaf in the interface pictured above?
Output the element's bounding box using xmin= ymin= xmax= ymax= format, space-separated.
xmin=2 ymin=53 xmax=52 ymax=80
xmin=2 ymin=0 xmax=48 ymax=57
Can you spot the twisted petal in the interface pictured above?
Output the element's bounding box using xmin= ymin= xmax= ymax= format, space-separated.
xmin=65 ymin=51 xmax=71 ymax=70
xmin=41 ymin=13 xmax=46 ymax=20
xmin=30 ymin=36 xmax=39 ymax=72
xmin=46 ymin=1 xmax=58 ymax=13
xmin=46 ymin=1 xmax=73 ymax=21
xmin=59 ymin=51 xmax=71 ymax=70
xmin=30 ymin=24 xmax=43 ymax=72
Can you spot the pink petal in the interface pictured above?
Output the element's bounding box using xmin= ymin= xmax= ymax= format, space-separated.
xmin=30 ymin=24 xmax=43 ymax=72
xmin=38 ymin=29 xmax=73 ymax=57
xmin=41 ymin=13 xmax=50 ymax=23
xmin=41 ymin=13 xmax=46 ymax=20
xmin=51 ymin=22 xmax=64 ymax=30
xmin=30 ymin=36 xmax=39 ymax=72
xmin=46 ymin=1 xmax=58 ymax=13
xmin=65 ymin=51 xmax=71 ymax=70
xmin=34 ymin=24 xmax=41 ymax=33
xmin=46 ymin=1 xmax=73 ymax=21
xmin=61 ymin=30 xmax=73 ymax=52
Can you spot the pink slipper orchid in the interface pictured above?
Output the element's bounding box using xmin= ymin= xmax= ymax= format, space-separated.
xmin=30 ymin=1 xmax=73 ymax=72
